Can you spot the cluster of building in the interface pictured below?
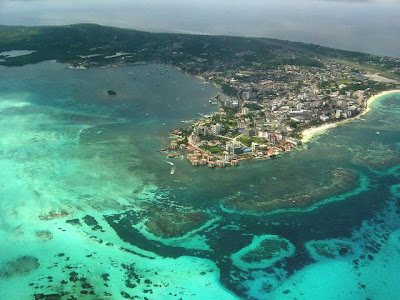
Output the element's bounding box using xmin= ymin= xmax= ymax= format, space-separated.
xmin=186 ymin=151 xmax=239 ymax=168
xmin=151 ymin=45 xmax=400 ymax=168
xmin=215 ymin=63 xmax=373 ymax=124
xmin=166 ymin=112 xmax=301 ymax=168
xmin=166 ymin=58 xmax=400 ymax=167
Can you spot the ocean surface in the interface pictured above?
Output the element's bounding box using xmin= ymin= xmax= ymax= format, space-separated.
xmin=0 ymin=61 xmax=400 ymax=299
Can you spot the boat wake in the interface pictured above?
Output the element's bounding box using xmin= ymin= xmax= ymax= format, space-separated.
xmin=163 ymin=160 xmax=174 ymax=166
xmin=163 ymin=160 xmax=176 ymax=174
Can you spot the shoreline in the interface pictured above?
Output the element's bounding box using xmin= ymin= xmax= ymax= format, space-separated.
xmin=301 ymin=90 xmax=400 ymax=143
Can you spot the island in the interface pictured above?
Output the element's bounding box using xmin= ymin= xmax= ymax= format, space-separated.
xmin=1 ymin=24 xmax=399 ymax=168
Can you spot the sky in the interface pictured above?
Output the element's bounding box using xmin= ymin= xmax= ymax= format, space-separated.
xmin=0 ymin=0 xmax=399 ymax=57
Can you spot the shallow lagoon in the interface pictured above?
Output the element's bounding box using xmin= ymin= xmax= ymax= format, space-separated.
xmin=0 ymin=61 xmax=399 ymax=299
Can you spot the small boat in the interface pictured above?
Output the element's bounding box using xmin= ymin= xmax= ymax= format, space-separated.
xmin=128 ymin=72 xmax=133 ymax=75
xmin=163 ymin=123 xmax=166 ymax=126
xmin=170 ymin=166 xmax=176 ymax=175
xmin=145 ymin=113 xmax=149 ymax=117
xmin=376 ymin=131 xmax=380 ymax=135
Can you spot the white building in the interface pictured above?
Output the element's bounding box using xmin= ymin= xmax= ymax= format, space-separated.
xmin=258 ymin=130 xmax=269 ymax=139
xmin=320 ymin=115 xmax=330 ymax=121
xmin=242 ymin=91 xmax=251 ymax=101
xmin=210 ymin=123 xmax=222 ymax=135
xmin=251 ymin=142 xmax=259 ymax=152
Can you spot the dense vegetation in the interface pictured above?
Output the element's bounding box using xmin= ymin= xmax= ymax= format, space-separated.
xmin=244 ymin=103 xmax=263 ymax=111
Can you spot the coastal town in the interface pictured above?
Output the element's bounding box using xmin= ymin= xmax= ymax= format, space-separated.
xmin=1 ymin=24 xmax=400 ymax=169
xmin=165 ymin=60 xmax=400 ymax=168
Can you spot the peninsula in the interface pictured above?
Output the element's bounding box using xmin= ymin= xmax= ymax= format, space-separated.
xmin=1 ymin=24 xmax=399 ymax=167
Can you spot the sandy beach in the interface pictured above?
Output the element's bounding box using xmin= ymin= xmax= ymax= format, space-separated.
xmin=301 ymin=90 xmax=400 ymax=143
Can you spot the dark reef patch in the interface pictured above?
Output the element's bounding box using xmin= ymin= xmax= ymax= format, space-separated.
xmin=356 ymin=143 xmax=400 ymax=171
xmin=34 ymin=294 xmax=63 ymax=300
xmin=35 ymin=230 xmax=54 ymax=241
xmin=144 ymin=208 xmax=211 ymax=238
xmin=82 ymin=215 xmax=98 ymax=227
xmin=306 ymin=239 xmax=354 ymax=260
xmin=82 ymin=215 xmax=104 ymax=231
xmin=241 ymin=238 xmax=290 ymax=263
xmin=0 ymin=256 xmax=40 ymax=278
xmin=39 ymin=210 xmax=69 ymax=221
xmin=104 ymin=210 xmax=211 ymax=258
xmin=65 ymin=219 xmax=82 ymax=227
xmin=223 ymin=169 xmax=359 ymax=213
xmin=231 ymin=235 xmax=295 ymax=270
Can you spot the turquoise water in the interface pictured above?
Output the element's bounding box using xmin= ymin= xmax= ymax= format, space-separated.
xmin=0 ymin=61 xmax=400 ymax=299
